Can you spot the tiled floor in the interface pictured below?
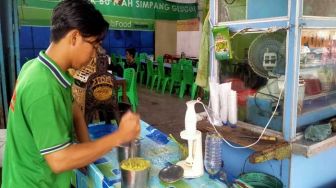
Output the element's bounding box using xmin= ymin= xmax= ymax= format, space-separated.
xmin=136 ymin=85 xmax=207 ymax=143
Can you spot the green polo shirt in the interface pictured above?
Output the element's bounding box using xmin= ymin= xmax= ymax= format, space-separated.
xmin=2 ymin=51 xmax=74 ymax=188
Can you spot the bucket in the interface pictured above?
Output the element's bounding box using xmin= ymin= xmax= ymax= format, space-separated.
xmin=120 ymin=157 xmax=151 ymax=188
xmin=237 ymin=89 xmax=256 ymax=121
xmin=237 ymin=172 xmax=283 ymax=188
xmin=118 ymin=139 xmax=141 ymax=162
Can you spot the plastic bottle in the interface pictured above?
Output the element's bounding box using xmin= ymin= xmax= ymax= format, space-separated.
xmin=204 ymin=132 xmax=222 ymax=178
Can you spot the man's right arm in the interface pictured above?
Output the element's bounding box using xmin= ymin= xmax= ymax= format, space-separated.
xmin=44 ymin=111 xmax=140 ymax=173
xmin=72 ymin=102 xmax=90 ymax=143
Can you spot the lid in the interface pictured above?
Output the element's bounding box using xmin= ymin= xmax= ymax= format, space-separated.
xmin=159 ymin=164 xmax=184 ymax=183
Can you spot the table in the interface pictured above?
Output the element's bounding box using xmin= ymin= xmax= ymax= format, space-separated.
xmin=166 ymin=55 xmax=198 ymax=65
xmin=197 ymin=120 xmax=290 ymax=164
xmin=74 ymin=121 xmax=227 ymax=188
xmin=141 ymin=61 xmax=198 ymax=73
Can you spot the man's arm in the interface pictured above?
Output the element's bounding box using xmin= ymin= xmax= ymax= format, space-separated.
xmin=72 ymin=102 xmax=90 ymax=143
xmin=44 ymin=111 xmax=140 ymax=173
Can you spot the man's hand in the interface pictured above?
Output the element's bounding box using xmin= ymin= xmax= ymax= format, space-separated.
xmin=44 ymin=111 xmax=140 ymax=174
xmin=115 ymin=111 xmax=140 ymax=144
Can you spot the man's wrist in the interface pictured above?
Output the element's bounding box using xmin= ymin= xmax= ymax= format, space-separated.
xmin=111 ymin=130 xmax=125 ymax=146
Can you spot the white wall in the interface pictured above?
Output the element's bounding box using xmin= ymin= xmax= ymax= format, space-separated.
xmin=155 ymin=20 xmax=177 ymax=58
xmin=176 ymin=23 xmax=202 ymax=58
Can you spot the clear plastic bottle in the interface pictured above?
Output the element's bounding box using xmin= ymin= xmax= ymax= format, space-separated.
xmin=204 ymin=132 xmax=222 ymax=178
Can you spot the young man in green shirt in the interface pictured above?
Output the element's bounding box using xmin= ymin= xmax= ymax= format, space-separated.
xmin=2 ymin=1 xmax=140 ymax=187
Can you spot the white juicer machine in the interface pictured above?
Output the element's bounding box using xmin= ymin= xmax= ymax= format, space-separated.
xmin=176 ymin=99 xmax=204 ymax=178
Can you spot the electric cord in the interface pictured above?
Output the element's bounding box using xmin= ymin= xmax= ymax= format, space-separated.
xmin=224 ymin=0 xmax=236 ymax=5
xmin=199 ymin=87 xmax=284 ymax=149
xmin=230 ymin=27 xmax=290 ymax=39
xmin=254 ymin=78 xmax=283 ymax=116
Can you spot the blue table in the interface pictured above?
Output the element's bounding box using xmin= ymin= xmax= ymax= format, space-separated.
xmin=141 ymin=61 xmax=198 ymax=73
xmin=74 ymin=121 xmax=227 ymax=188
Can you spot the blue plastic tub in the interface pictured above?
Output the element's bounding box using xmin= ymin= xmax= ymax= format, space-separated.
xmin=88 ymin=124 xmax=118 ymax=140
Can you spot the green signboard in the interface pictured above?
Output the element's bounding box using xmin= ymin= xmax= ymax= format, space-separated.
xmin=18 ymin=0 xmax=198 ymax=31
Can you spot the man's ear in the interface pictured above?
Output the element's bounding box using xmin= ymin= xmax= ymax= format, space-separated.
xmin=66 ymin=29 xmax=80 ymax=46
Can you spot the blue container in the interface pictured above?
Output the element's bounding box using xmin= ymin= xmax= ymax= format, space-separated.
xmin=88 ymin=124 xmax=118 ymax=140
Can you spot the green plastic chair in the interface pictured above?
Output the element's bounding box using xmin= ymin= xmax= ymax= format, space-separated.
xmin=179 ymin=60 xmax=198 ymax=99
xmin=118 ymin=61 xmax=125 ymax=69
xmin=118 ymin=68 xmax=138 ymax=112
xmin=168 ymin=62 xmax=182 ymax=95
xmin=151 ymin=55 xmax=169 ymax=92
xmin=139 ymin=52 xmax=147 ymax=61
xmin=146 ymin=59 xmax=158 ymax=88
xmin=135 ymin=56 xmax=145 ymax=85
xmin=110 ymin=53 xmax=117 ymax=66
xmin=118 ymin=54 xmax=123 ymax=63
xmin=137 ymin=53 xmax=147 ymax=85
xmin=178 ymin=58 xmax=187 ymax=67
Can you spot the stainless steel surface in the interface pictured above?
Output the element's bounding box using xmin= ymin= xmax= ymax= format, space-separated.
xmin=158 ymin=164 xmax=184 ymax=183
xmin=121 ymin=158 xmax=150 ymax=188
xmin=118 ymin=139 xmax=141 ymax=162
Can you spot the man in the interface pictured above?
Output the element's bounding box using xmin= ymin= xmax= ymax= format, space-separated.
xmin=125 ymin=48 xmax=137 ymax=70
xmin=109 ymin=48 xmax=137 ymax=76
xmin=2 ymin=1 xmax=140 ymax=188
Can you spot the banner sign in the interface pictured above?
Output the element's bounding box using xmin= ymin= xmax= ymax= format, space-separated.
xmin=165 ymin=0 xmax=197 ymax=3
xmin=177 ymin=18 xmax=199 ymax=31
xmin=18 ymin=0 xmax=198 ymax=31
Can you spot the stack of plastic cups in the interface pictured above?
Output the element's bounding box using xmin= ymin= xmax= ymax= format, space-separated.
xmin=219 ymin=82 xmax=231 ymax=125
xmin=228 ymin=90 xmax=237 ymax=127
xmin=209 ymin=81 xmax=221 ymax=126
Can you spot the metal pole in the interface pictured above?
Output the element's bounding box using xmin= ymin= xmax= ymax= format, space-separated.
xmin=4 ymin=0 xmax=17 ymax=95
xmin=209 ymin=0 xmax=217 ymax=82
xmin=283 ymin=0 xmax=301 ymax=141
xmin=0 ymin=20 xmax=8 ymax=128
xmin=13 ymin=0 xmax=21 ymax=73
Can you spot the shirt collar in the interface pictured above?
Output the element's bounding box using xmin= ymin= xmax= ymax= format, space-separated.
xmin=37 ymin=51 xmax=73 ymax=88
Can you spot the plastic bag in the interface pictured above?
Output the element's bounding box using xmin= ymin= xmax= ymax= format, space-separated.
xmin=304 ymin=123 xmax=332 ymax=142
xmin=213 ymin=26 xmax=232 ymax=61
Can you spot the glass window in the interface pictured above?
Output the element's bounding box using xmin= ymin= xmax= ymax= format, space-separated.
xmin=303 ymin=0 xmax=336 ymax=17
xmin=219 ymin=31 xmax=287 ymax=132
xmin=298 ymin=29 xmax=336 ymax=131
xmin=217 ymin=0 xmax=288 ymax=22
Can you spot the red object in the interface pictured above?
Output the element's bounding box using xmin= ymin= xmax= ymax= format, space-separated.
xmin=164 ymin=54 xmax=180 ymax=63
xmin=163 ymin=54 xmax=174 ymax=63
xmin=304 ymin=79 xmax=322 ymax=96
xmin=224 ymin=78 xmax=245 ymax=92
xmin=237 ymin=89 xmax=257 ymax=106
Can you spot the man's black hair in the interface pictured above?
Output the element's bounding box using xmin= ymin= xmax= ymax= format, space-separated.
xmin=51 ymin=0 xmax=109 ymax=43
xmin=126 ymin=48 xmax=136 ymax=58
